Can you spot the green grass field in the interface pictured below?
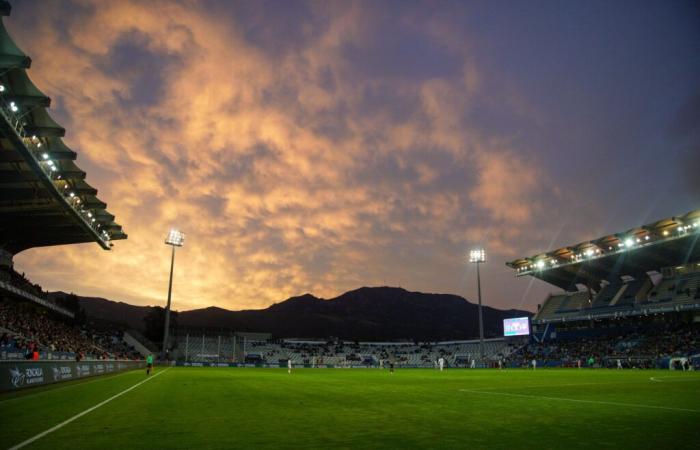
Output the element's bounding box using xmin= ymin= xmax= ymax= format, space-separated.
xmin=1 ymin=367 xmax=699 ymax=449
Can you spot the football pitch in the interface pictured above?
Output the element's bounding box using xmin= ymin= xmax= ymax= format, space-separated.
xmin=1 ymin=367 xmax=699 ymax=449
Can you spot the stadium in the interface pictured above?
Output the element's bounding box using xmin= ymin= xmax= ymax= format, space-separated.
xmin=1 ymin=1 xmax=699 ymax=449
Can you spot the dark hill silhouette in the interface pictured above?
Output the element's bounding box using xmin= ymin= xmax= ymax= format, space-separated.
xmin=54 ymin=287 xmax=530 ymax=341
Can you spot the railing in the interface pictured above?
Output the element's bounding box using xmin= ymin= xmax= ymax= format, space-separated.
xmin=0 ymin=94 xmax=112 ymax=246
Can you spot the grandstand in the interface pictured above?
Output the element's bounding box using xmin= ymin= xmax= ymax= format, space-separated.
xmin=173 ymin=333 xmax=518 ymax=368
xmin=0 ymin=2 xmax=137 ymax=373
xmin=506 ymin=210 xmax=700 ymax=368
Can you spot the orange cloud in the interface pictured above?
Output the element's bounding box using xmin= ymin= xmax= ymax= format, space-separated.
xmin=8 ymin=0 xmax=557 ymax=312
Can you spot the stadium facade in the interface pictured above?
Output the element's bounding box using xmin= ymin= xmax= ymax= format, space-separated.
xmin=504 ymin=210 xmax=700 ymax=369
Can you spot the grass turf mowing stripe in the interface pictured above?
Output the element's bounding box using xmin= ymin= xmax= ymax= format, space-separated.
xmin=7 ymin=368 xmax=171 ymax=450
xmin=457 ymin=388 xmax=700 ymax=413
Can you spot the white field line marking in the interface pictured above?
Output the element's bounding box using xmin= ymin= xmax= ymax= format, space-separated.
xmin=8 ymin=367 xmax=171 ymax=450
xmin=457 ymin=388 xmax=700 ymax=413
xmin=461 ymin=381 xmax=636 ymax=392
xmin=0 ymin=368 xmax=137 ymax=404
xmin=650 ymin=376 xmax=700 ymax=382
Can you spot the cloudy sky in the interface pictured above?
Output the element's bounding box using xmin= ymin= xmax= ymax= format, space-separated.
xmin=7 ymin=0 xmax=700 ymax=312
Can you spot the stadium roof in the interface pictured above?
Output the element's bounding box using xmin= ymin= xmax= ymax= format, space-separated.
xmin=506 ymin=209 xmax=700 ymax=291
xmin=0 ymin=3 xmax=126 ymax=253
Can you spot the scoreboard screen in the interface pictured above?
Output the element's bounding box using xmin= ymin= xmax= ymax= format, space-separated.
xmin=503 ymin=317 xmax=530 ymax=337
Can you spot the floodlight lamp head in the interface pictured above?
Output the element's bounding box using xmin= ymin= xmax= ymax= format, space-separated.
xmin=165 ymin=229 xmax=185 ymax=247
xmin=469 ymin=248 xmax=486 ymax=263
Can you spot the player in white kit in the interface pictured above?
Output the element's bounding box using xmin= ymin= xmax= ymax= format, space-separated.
xmin=532 ymin=359 xmax=537 ymax=370
xmin=439 ymin=357 xmax=444 ymax=371
xmin=617 ymin=359 xmax=622 ymax=369
xmin=288 ymin=358 xmax=293 ymax=374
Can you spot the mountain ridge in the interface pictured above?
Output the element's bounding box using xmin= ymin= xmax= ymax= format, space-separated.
xmin=53 ymin=286 xmax=531 ymax=341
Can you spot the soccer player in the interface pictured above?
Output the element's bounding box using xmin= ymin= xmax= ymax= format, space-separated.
xmin=470 ymin=359 xmax=476 ymax=369
xmin=438 ymin=357 xmax=444 ymax=372
xmin=288 ymin=358 xmax=293 ymax=374
xmin=617 ymin=359 xmax=623 ymax=370
xmin=146 ymin=354 xmax=153 ymax=375
xmin=531 ymin=359 xmax=537 ymax=370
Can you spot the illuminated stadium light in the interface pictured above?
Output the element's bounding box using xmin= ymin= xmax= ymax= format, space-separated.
xmin=0 ymin=84 xmax=5 ymax=92
xmin=69 ymin=192 xmax=75 ymax=198
xmin=585 ymin=249 xmax=593 ymax=257
xmin=165 ymin=229 xmax=185 ymax=247
xmin=645 ymin=236 xmax=649 ymax=240
xmin=663 ymin=230 xmax=669 ymax=236
xmin=469 ymin=248 xmax=486 ymax=263
xmin=468 ymin=248 xmax=487 ymax=360
xmin=536 ymin=260 xmax=546 ymax=269
xmin=9 ymin=101 xmax=17 ymax=112
xmin=163 ymin=228 xmax=186 ymax=359
xmin=624 ymin=238 xmax=634 ymax=248
xmin=87 ymin=212 xmax=92 ymax=218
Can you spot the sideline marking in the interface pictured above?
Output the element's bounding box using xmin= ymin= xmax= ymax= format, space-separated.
xmin=457 ymin=388 xmax=700 ymax=413
xmin=8 ymin=367 xmax=171 ymax=450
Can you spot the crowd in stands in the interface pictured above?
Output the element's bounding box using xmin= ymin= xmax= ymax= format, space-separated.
xmin=508 ymin=319 xmax=700 ymax=368
xmin=0 ymin=296 xmax=139 ymax=361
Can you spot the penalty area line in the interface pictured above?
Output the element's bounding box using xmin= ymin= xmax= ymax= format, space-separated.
xmin=457 ymin=388 xmax=700 ymax=413
xmin=8 ymin=367 xmax=172 ymax=450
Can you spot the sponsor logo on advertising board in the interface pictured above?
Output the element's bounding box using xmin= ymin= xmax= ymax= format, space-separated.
xmin=76 ymin=364 xmax=91 ymax=377
xmin=51 ymin=366 xmax=73 ymax=381
xmin=24 ymin=367 xmax=44 ymax=385
xmin=9 ymin=366 xmax=25 ymax=387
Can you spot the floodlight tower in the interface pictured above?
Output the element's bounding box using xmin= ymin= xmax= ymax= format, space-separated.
xmin=162 ymin=229 xmax=185 ymax=360
xmin=469 ymin=248 xmax=486 ymax=362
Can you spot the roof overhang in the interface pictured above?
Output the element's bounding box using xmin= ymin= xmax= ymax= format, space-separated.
xmin=507 ymin=210 xmax=700 ymax=290
xmin=0 ymin=9 xmax=126 ymax=254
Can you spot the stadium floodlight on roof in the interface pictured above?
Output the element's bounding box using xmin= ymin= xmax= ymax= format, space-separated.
xmin=506 ymin=209 xmax=700 ymax=291
xmin=165 ymin=229 xmax=185 ymax=247
xmin=0 ymin=7 xmax=126 ymax=252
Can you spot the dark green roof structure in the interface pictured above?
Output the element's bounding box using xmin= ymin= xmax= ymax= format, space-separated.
xmin=0 ymin=2 xmax=126 ymax=254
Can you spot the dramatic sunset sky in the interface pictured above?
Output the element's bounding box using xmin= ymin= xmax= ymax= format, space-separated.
xmin=7 ymin=0 xmax=700 ymax=312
